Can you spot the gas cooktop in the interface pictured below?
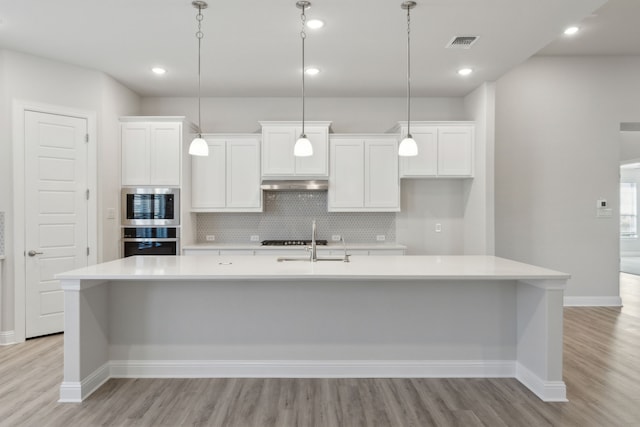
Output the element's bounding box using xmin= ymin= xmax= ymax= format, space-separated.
xmin=261 ymin=240 xmax=328 ymax=246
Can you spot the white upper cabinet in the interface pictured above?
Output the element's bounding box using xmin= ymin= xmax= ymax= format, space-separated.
xmin=121 ymin=118 xmax=184 ymax=186
xmin=437 ymin=126 xmax=474 ymax=176
xmin=329 ymin=136 xmax=400 ymax=212
xmin=260 ymin=121 xmax=331 ymax=177
xmin=329 ymin=139 xmax=364 ymax=209
xmin=395 ymin=122 xmax=475 ymax=178
xmin=191 ymin=135 xmax=262 ymax=212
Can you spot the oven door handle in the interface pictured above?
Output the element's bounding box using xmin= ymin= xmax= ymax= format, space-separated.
xmin=122 ymin=238 xmax=179 ymax=242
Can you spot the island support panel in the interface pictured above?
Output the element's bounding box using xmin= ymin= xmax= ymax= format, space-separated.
xmin=59 ymin=277 xmax=566 ymax=402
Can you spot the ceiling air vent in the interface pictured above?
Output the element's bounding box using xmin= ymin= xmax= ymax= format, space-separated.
xmin=446 ymin=36 xmax=479 ymax=49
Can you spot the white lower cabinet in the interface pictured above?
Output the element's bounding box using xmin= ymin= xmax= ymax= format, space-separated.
xmin=191 ymin=135 xmax=262 ymax=212
xmin=329 ymin=136 xmax=400 ymax=212
xmin=183 ymin=247 xmax=405 ymax=256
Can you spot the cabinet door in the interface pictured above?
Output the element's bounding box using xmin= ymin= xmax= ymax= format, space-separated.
xmin=262 ymin=127 xmax=296 ymax=175
xmin=329 ymin=139 xmax=364 ymax=210
xmin=295 ymin=126 xmax=328 ymax=176
xmin=438 ymin=126 xmax=473 ymax=177
xmin=192 ymin=140 xmax=226 ymax=209
xmin=400 ymin=126 xmax=438 ymax=177
xmin=365 ymin=139 xmax=400 ymax=209
xmin=150 ymin=123 xmax=182 ymax=185
xmin=227 ymin=139 xmax=262 ymax=208
xmin=121 ymin=123 xmax=150 ymax=185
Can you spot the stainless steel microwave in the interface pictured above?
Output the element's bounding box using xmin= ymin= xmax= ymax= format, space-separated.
xmin=121 ymin=188 xmax=180 ymax=226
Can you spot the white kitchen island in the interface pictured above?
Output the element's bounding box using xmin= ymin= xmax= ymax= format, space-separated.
xmin=57 ymin=255 xmax=569 ymax=403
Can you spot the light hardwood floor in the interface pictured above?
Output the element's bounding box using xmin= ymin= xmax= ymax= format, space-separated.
xmin=1 ymin=276 xmax=639 ymax=427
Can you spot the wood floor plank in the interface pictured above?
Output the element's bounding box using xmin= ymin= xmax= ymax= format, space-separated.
xmin=1 ymin=274 xmax=639 ymax=426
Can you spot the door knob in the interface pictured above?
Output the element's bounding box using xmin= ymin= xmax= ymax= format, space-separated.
xmin=28 ymin=250 xmax=43 ymax=257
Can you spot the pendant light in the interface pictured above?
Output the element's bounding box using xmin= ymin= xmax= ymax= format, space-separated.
xmin=189 ymin=1 xmax=209 ymax=156
xmin=294 ymin=1 xmax=313 ymax=157
xmin=399 ymin=1 xmax=418 ymax=157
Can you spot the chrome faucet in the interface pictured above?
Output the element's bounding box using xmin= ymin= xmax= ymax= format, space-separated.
xmin=310 ymin=219 xmax=318 ymax=262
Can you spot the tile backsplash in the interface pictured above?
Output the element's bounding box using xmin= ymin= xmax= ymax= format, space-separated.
xmin=196 ymin=192 xmax=395 ymax=244
xmin=0 ymin=211 xmax=4 ymax=256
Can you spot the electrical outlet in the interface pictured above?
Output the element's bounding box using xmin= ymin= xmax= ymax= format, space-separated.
xmin=106 ymin=208 xmax=115 ymax=220
xmin=250 ymin=235 xmax=260 ymax=242
xmin=435 ymin=223 xmax=442 ymax=233
xmin=376 ymin=235 xmax=386 ymax=242
xmin=206 ymin=235 xmax=216 ymax=241
xmin=332 ymin=235 xmax=341 ymax=241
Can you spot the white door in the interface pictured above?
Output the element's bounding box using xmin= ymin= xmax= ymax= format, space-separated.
xmin=24 ymin=110 xmax=89 ymax=338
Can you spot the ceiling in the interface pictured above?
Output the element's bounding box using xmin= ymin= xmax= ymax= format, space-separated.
xmin=1 ymin=0 xmax=634 ymax=98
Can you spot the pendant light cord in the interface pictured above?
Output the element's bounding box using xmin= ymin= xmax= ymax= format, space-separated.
xmin=300 ymin=6 xmax=307 ymax=137
xmin=196 ymin=6 xmax=204 ymax=137
xmin=406 ymin=5 xmax=411 ymax=137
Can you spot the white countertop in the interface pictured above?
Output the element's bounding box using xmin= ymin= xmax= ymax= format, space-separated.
xmin=182 ymin=243 xmax=407 ymax=251
xmin=57 ymin=255 xmax=570 ymax=282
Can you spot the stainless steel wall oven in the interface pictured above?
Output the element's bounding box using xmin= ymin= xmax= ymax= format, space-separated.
xmin=121 ymin=187 xmax=180 ymax=226
xmin=122 ymin=227 xmax=179 ymax=257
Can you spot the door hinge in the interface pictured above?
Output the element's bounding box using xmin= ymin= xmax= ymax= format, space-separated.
xmin=87 ymin=247 xmax=90 ymax=256
xmin=86 ymin=189 xmax=90 ymax=200
xmin=85 ymin=134 xmax=89 ymax=143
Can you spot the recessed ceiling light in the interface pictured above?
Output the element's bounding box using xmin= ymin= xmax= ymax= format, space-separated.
xmin=152 ymin=67 xmax=167 ymax=75
xmin=458 ymin=68 xmax=473 ymax=76
xmin=305 ymin=67 xmax=320 ymax=76
xmin=306 ymin=19 xmax=324 ymax=29
xmin=564 ymin=26 xmax=579 ymax=35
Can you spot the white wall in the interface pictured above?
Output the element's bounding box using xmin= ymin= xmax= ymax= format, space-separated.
xmin=0 ymin=49 xmax=140 ymax=337
xmin=495 ymin=56 xmax=640 ymax=303
xmin=463 ymin=82 xmax=496 ymax=255
xmin=141 ymin=97 xmax=466 ymax=134
xmin=99 ymin=75 xmax=142 ymax=261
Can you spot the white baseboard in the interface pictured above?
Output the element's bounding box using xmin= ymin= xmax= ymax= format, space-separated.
xmin=58 ymin=362 xmax=110 ymax=403
xmin=64 ymin=359 xmax=568 ymax=403
xmin=564 ymin=296 xmax=623 ymax=307
xmin=0 ymin=330 xmax=16 ymax=346
xmin=516 ymin=363 xmax=567 ymax=402
xmin=109 ymin=359 xmax=517 ymax=379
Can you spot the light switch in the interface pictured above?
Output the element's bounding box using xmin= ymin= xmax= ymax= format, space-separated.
xmin=106 ymin=208 xmax=115 ymax=220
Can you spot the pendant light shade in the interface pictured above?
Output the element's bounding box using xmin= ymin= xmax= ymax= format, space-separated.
xmin=398 ymin=135 xmax=418 ymax=156
xmin=189 ymin=137 xmax=209 ymax=156
xmin=294 ymin=135 xmax=313 ymax=157
xmin=189 ymin=1 xmax=209 ymax=157
xmin=294 ymin=1 xmax=313 ymax=157
xmin=399 ymin=1 xmax=418 ymax=157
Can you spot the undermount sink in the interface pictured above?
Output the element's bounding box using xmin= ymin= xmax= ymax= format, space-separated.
xmin=277 ymin=257 xmax=310 ymax=262
xmin=276 ymin=219 xmax=350 ymax=263
xmin=277 ymin=256 xmax=350 ymax=263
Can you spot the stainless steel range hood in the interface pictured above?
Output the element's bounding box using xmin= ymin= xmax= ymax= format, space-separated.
xmin=260 ymin=180 xmax=328 ymax=191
